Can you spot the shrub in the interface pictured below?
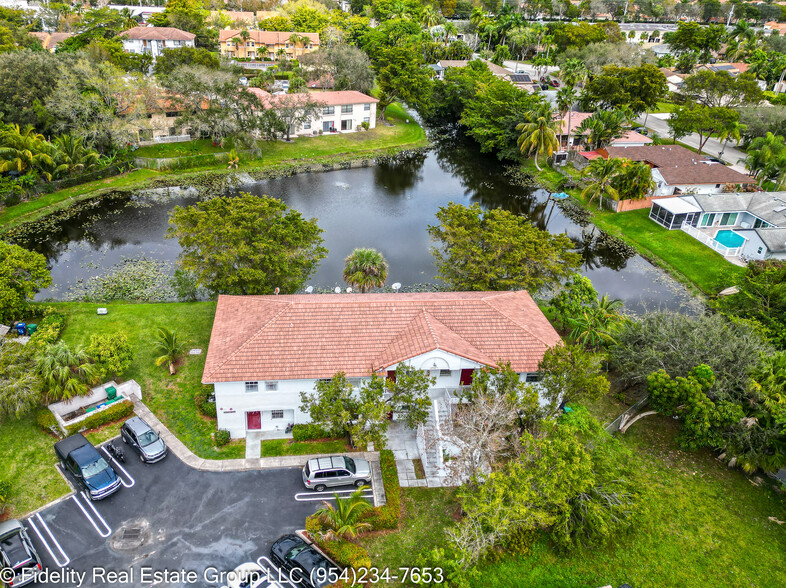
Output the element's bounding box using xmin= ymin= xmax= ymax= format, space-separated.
xmin=87 ymin=333 xmax=133 ymax=381
xmin=0 ymin=479 xmax=10 ymax=514
xmin=305 ymin=514 xmax=326 ymax=536
xmin=35 ymin=408 xmax=58 ymax=433
xmin=317 ymin=538 xmax=372 ymax=570
xmin=64 ymin=400 xmax=134 ymax=435
xmin=214 ymin=429 xmax=231 ymax=446
xmin=292 ymin=423 xmax=332 ymax=441
xmin=28 ymin=312 xmax=66 ymax=350
xmin=365 ymin=449 xmax=400 ymax=530
xmin=194 ymin=387 xmax=217 ymax=418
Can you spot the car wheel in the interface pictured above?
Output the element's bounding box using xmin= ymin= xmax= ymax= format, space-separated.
xmin=355 ymin=480 xmax=367 ymax=488
xmin=121 ymin=434 xmax=128 ymax=444
xmin=314 ymin=484 xmax=326 ymax=492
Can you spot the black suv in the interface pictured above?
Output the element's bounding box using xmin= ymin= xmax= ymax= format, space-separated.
xmin=0 ymin=520 xmax=42 ymax=587
xmin=121 ymin=416 xmax=167 ymax=463
xmin=270 ymin=535 xmax=340 ymax=588
xmin=54 ymin=434 xmax=121 ymax=500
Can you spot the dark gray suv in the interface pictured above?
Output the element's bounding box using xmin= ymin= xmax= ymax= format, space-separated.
xmin=121 ymin=417 xmax=168 ymax=463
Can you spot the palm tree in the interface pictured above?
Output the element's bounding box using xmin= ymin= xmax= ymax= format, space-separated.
xmin=744 ymin=132 xmax=786 ymax=189
xmin=421 ymin=5 xmax=443 ymax=28
xmin=580 ymin=157 xmax=623 ymax=209
xmin=0 ymin=124 xmax=57 ymax=180
xmin=568 ymin=305 xmax=622 ymax=349
xmin=52 ymin=135 xmax=100 ymax=177
xmin=313 ymin=487 xmax=372 ymax=540
xmin=153 ymin=327 xmax=187 ymax=375
xmin=516 ymin=104 xmax=559 ymax=171
xmin=576 ymin=110 xmax=626 ymax=150
xmin=613 ymin=159 xmax=656 ymax=201
xmin=288 ymin=33 xmax=310 ymax=58
xmin=343 ymin=248 xmax=389 ymax=293
xmin=556 ymin=86 xmax=578 ymax=150
xmin=36 ymin=342 xmax=99 ymax=401
xmin=559 ymin=58 xmax=588 ymax=88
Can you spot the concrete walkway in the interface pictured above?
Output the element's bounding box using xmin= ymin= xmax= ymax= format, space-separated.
xmin=127 ymin=395 xmax=386 ymax=505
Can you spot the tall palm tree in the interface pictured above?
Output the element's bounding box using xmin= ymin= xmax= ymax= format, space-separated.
xmin=568 ymin=305 xmax=622 ymax=349
xmin=36 ymin=342 xmax=99 ymax=402
xmin=153 ymin=327 xmax=187 ymax=375
xmin=559 ymin=58 xmax=588 ymax=88
xmin=556 ymin=86 xmax=578 ymax=150
xmin=52 ymin=135 xmax=100 ymax=177
xmin=313 ymin=487 xmax=372 ymax=540
xmin=421 ymin=5 xmax=443 ymax=28
xmin=288 ymin=33 xmax=310 ymax=58
xmin=744 ymin=132 xmax=786 ymax=188
xmin=516 ymin=104 xmax=559 ymax=171
xmin=580 ymin=157 xmax=623 ymax=209
xmin=576 ymin=110 xmax=626 ymax=150
xmin=612 ymin=159 xmax=656 ymax=200
xmin=343 ymin=248 xmax=389 ymax=293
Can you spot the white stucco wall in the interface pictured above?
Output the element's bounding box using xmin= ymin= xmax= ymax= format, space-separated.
xmin=122 ymin=38 xmax=195 ymax=58
xmin=652 ymin=169 xmax=729 ymax=197
xmin=293 ymin=101 xmax=377 ymax=137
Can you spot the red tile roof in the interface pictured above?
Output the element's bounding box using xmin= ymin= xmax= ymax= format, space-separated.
xmin=247 ymin=88 xmax=377 ymax=108
xmin=118 ymin=27 xmax=195 ymax=41
xmin=202 ymin=291 xmax=561 ymax=383
xmin=218 ymin=29 xmax=319 ymax=44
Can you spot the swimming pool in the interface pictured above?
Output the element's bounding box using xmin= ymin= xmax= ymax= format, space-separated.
xmin=714 ymin=229 xmax=745 ymax=248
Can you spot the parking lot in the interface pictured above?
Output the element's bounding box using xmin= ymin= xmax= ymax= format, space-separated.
xmin=23 ymin=439 xmax=372 ymax=587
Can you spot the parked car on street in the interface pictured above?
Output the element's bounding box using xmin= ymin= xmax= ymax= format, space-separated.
xmin=54 ymin=434 xmax=121 ymax=500
xmin=302 ymin=456 xmax=371 ymax=492
xmin=270 ymin=535 xmax=340 ymax=588
xmin=121 ymin=416 xmax=168 ymax=463
xmin=225 ymin=561 xmax=284 ymax=588
xmin=0 ymin=520 xmax=42 ymax=587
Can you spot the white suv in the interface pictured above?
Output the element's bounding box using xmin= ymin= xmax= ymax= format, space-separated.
xmin=302 ymin=456 xmax=371 ymax=492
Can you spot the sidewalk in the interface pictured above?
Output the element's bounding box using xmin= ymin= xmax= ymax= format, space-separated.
xmin=127 ymin=394 xmax=386 ymax=505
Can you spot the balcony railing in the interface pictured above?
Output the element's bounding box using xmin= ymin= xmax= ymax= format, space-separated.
xmin=681 ymin=223 xmax=743 ymax=257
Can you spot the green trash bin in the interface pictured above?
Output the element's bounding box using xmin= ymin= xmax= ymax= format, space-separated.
xmin=105 ymin=386 xmax=117 ymax=401
xmin=27 ymin=324 xmax=37 ymax=335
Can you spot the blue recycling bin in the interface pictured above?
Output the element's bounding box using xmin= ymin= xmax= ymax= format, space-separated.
xmin=15 ymin=323 xmax=26 ymax=336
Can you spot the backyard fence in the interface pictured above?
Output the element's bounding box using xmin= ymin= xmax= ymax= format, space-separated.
xmin=605 ymin=396 xmax=650 ymax=434
xmin=36 ymin=162 xmax=131 ymax=194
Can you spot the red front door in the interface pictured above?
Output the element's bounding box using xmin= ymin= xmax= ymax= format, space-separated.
xmin=460 ymin=369 xmax=474 ymax=386
xmin=246 ymin=411 xmax=261 ymax=430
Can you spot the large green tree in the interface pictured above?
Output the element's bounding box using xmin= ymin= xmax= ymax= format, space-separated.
xmin=516 ymin=104 xmax=559 ymax=171
xmin=154 ymin=47 xmax=220 ymax=78
xmin=667 ymin=103 xmax=740 ymax=155
xmin=427 ymin=202 xmax=580 ymax=292
xmin=680 ymin=70 xmax=763 ymax=109
xmin=0 ymin=241 xmax=51 ymax=322
xmin=386 ymin=365 xmax=435 ymax=429
xmin=538 ymin=344 xmax=610 ymax=418
xmin=168 ymin=193 xmax=327 ymax=296
xmin=581 ymin=64 xmax=667 ymax=115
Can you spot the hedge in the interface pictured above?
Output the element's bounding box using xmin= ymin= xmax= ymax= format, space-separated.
xmin=214 ymin=429 xmax=230 ymax=446
xmin=318 ymin=538 xmax=372 ymax=570
xmin=194 ymin=388 xmax=217 ymax=418
xmin=28 ymin=312 xmax=66 ymax=350
xmin=65 ymin=400 xmax=134 ymax=435
xmin=35 ymin=408 xmax=58 ymax=433
xmin=364 ymin=449 xmax=400 ymax=531
xmin=292 ymin=423 xmax=332 ymax=442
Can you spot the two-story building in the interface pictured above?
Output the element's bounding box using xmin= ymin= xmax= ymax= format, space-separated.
xmin=218 ymin=30 xmax=319 ymax=60
xmin=118 ymin=27 xmax=195 ymax=58
xmin=249 ymin=89 xmax=378 ymax=136
xmin=202 ymin=291 xmax=561 ymax=439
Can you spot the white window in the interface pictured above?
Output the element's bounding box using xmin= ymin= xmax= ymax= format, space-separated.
xmin=271 ymin=410 xmax=284 ymax=419
xmin=363 ymin=117 xmax=370 ymax=124
xmin=439 ymin=369 xmax=451 ymax=377
xmin=363 ymin=103 xmax=370 ymax=111
xmin=265 ymin=381 xmax=278 ymax=391
xmin=303 ymin=121 xmax=311 ymax=130
xmin=323 ymin=106 xmax=335 ymax=115
xmin=245 ymin=381 xmax=258 ymax=392
xmin=341 ymin=104 xmax=353 ymax=114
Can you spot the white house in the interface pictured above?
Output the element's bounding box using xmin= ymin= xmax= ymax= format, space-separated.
xmin=118 ymin=26 xmax=195 ymax=58
xmin=602 ymin=145 xmax=757 ymax=196
xmin=202 ymin=291 xmax=562 ymax=439
xmin=248 ymin=89 xmax=378 ymax=136
xmin=555 ymin=112 xmax=653 ymax=150
xmin=649 ymin=192 xmax=786 ymax=260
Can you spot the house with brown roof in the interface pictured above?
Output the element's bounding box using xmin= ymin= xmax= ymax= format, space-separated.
xmin=555 ymin=112 xmax=653 ymax=150
xmin=219 ymin=30 xmax=319 ymax=60
xmin=248 ymin=88 xmax=378 ymax=135
xmin=118 ymin=27 xmax=195 ymax=58
xmin=202 ymin=291 xmax=561 ymax=438
xmin=598 ymin=145 xmax=757 ymax=196
xmin=29 ymin=32 xmax=73 ymax=52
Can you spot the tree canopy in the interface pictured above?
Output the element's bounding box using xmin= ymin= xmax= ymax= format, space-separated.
xmin=427 ymin=202 xmax=581 ymax=293
xmin=581 ymin=64 xmax=667 ymax=115
xmin=0 ymin=241 xmax=51 ymax=322
xmin=167 ymin=193 xmax=327 ymax=296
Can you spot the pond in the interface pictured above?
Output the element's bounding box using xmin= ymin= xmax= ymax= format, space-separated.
xmin=26 ymin=134 xmax=700 ymax=314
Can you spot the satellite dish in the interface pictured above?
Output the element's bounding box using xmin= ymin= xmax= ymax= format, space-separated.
xmin=334 ymin=286 xmax=341 ymax=294
xmin=305 ymin=286 xmax=313 ymax=294
xmin=274 ymin=287 xmax=280 ymax=295
xmin=346 ymin=287 xmax=352 ymax=293
xmin=392 ymin=282 xmax=402 ymax=292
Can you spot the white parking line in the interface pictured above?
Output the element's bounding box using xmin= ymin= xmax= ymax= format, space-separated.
xmin=255 ymin=556 xmax=301 ymax=588
xmin=294 ymin=488 xmax=374 ymax=502
xmin=71 ymin=493 xmax=112 ymax=538
xmin=27 ymin=513 xmax=70 ymax=567
xmin=100 ymin=445 xmax=136 ymax=488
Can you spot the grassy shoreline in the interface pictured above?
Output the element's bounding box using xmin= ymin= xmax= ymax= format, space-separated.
xmin=0 ymin=104 xmax=427 ymax=232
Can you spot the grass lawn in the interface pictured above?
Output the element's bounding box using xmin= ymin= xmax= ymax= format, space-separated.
xmin=258 ymin=439 xmax=350 ymax=458
xmin=134 ymin=138 xmax=230 ymax=159
xmin=590 ymin=207 xmax=746 ymax=294
xmin=360 ymin=399 xmax=786 ymax=588
xmin=652 ymin=101 xmax=677 ymax=113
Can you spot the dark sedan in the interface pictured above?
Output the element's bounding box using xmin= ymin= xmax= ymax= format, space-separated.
xmin=270 ymin=535 xmax=340 ymax=588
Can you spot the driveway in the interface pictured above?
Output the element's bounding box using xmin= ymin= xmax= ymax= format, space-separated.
xmin=637 ymin=113 xmax=750 ymax=174
xmin=24 ymin=442 xmax=323 ymax=588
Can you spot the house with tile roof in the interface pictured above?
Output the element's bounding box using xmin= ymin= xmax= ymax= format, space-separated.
xmin=597 ymin=145 xmax=757 ymax=196
xmin=118 ymin=27 xmax=195 ymax=58
xmin=202 ymin=291 xmax=561 ymax=438
xmin=29 ymin=32 xmax=73 ymax=52
xmin=218 ymin=30 xmax=319 ymax=60
xmin=555 ymin=112 xmax=653 ymax=150
xmin=247 ymin=88 xmax=378 ymax=135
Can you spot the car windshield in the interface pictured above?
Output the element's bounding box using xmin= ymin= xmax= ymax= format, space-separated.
xmin=286 ymin=545 xmax=308 ymax=560
xmin=138 ymin=431 xmax=158 ymax=447
xmin=345 ymin=457 xmax=356 ymax=474
xmin=81 ymin=457 xmax=109 ymax=478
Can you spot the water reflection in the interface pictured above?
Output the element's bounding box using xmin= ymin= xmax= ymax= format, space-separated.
xmin=24 ymin=133 xmax=701 ymax=314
